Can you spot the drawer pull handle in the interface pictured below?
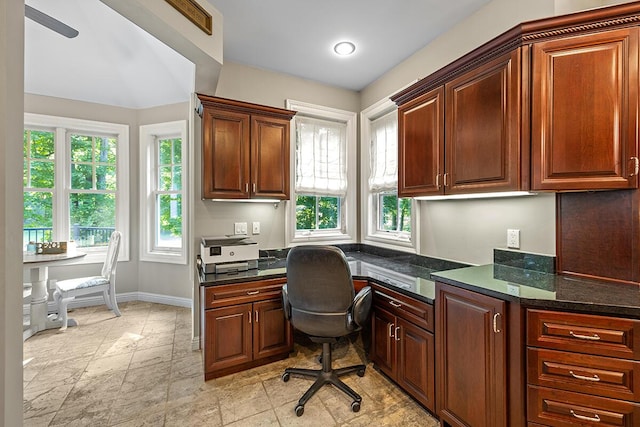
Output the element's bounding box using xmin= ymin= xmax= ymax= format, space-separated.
xmin=389 ymin=301 xmax=402 ymax=308
xmin=631 ymin=156 xmax=639 ymax=177
xmin=569 ymin=331 xmax=601 ymax=341
xmin=248 ymin=311 xmax=252 ymax=324
xmin=569 ymin=370 xmax=601 ymax=382
xmin=570 ymin=410 xmax=600 ymax=423
xmin=247 ymin=290 xmax=260 ymax=295
xmin=388 ymin=323 xmax=395 ymax=338
xmin=493 ymin=313 xmax=502 ymax=333
xmin=255 ymin=310 xmax=258 ymax=323
xmin=395 ymin=326 xmax=400 ymax=342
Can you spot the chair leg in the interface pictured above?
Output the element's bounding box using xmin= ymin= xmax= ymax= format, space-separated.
xmin=57 ymin=296 xmax=74 ymax=330
xmin=109 ymin=287 xmax=121 ymax=317
xmin=103 ymin=289 xmax=113 ymax=310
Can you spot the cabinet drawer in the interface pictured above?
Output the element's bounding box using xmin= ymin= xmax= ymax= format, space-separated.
xmin=373 ymin=286 xmax=433 ymax=332
xmin=203 ymin=278 xmax=286 ymax=309
xmin=528 ymin=348 xmax=640 ymax=401
xmin=527 ymin=309 xmax=640 ymax=359
xmin=528 ymin=385 xmax=640 ymax=426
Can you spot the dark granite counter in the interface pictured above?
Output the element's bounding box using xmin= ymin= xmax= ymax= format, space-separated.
xmin=433 ymin=264 xmax=640 ymax=318
xmin=197 ymin=250 xmax=452 ymax=304
xmin=198 ymin=245 xmax=640 ymax=318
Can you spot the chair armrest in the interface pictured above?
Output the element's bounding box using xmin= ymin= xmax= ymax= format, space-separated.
xmin=352 ymin=286 xmax=372 ymax=328
xmin=282 ymin=284 xmax=291 ymax=321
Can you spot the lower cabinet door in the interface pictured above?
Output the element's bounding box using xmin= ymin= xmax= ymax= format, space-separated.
xmin=253 ymin=298 xmax=292 ymax=359
xmin=396 ymin=317 xmax=435 ymax=411
xmin=371 ymin=307 xmax=396 ymax=378
xmin=437 ymin=283 xmax=507 ymax=427
xmin=204 ymin=303 xmax=253 ymax=373
xmin=528 ymin=385 xmax=640 ymax=426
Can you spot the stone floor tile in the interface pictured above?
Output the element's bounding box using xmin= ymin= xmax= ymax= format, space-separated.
xmin=218 ymin=382 xmax=273 ymax=425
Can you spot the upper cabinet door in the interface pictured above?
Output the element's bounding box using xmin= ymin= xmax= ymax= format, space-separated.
xmin=531 ymin=28 xmax=639 ymax=190
xmin=445 ymin=49 xmax=527 ymax=194
xmin=251 ymin=115 xmax=290 ymax=199
xmin=397 ymin=87 xmax=445 ymax=197
xmin=202 ymin=108 xmax=251 ymax=199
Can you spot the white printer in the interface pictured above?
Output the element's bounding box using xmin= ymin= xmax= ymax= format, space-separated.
xmin=200 ymin=236 xmax=259 ymax=274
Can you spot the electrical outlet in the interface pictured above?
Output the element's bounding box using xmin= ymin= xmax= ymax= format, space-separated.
xmin=234 ymin=222 xmax=247 ymax=235
xmin=507 ymin=229 xmax=520 ymax=249
xmin=252 ymin=222 xmax=260 ymax=235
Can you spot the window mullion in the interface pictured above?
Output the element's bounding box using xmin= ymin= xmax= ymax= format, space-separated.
xmin=54 ymin=127 xmax=67 ymax=242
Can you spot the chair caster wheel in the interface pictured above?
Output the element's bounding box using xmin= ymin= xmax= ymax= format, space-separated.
xmin=295 ymin=404 xmax=304 ymax=416
xmin=351 ymin=401 xmax=361 ymax=412
xmin=282 ymin=372 xmax=290 ymax=382
xmin=357 ymin=368 xmax=365 ymax=377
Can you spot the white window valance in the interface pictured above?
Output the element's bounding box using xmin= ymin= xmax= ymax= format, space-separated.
xmin=369 ymin=111 xmax=398 ymax=192
xmin=295 ymin=116 xmax=347 ymax=197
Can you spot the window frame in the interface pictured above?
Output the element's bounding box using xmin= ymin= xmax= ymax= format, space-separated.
xmin=285 ymin=100 xmax=357 ymax=246
xmin=24 ymin=113 xmax=130 ymax=263
xmin=360 ymin=98 xmax=418 ymax=252
xmin=139 ymin=120 xmax=188 ymax=264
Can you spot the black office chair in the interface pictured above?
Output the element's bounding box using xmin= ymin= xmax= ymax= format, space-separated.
xmin=281 ymin=245 xmax=372 ymax=417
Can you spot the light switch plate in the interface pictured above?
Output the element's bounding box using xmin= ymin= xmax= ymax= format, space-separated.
xmin=234 ymin=222 xmax=247 ymax=235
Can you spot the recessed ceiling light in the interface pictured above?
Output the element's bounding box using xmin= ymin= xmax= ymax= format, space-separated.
xmin=333 ymin=41 xmax=356 ymax=56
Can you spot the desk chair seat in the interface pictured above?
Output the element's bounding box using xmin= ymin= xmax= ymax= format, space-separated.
xmin=53 ymin=231 xmax=122 ymax=330
xmin=281 ymin=245 xmax=372 ymax=416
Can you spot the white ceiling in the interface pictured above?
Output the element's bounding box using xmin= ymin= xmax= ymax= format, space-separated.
xmin=24 ymin=0 xmax=492 ymax=109
xmin=207 ymin=0 xmax=492 ymax=91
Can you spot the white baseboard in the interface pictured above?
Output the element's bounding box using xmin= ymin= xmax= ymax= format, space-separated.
xmin=44 ymin=291 xmax=192 ymax=312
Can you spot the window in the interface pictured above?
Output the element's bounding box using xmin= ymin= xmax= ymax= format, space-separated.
xmin=286 ymin=100 xmax=357 ymax=245
xmin=361 ymin=99 xmax=416 ymax=250
xmin=23 ymin=113 xmax=130 ymax=262
xmin=139 ymin=121 xmax=188 ymax=264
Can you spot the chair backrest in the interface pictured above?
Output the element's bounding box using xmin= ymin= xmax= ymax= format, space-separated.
xmin=101 ymin=231 xmax=121 ymax=281
xmin=285 ymin=246 xmax=355 ymax=337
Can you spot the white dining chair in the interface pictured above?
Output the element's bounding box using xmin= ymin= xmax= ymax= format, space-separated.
xmin=53 ymin=231 xmax=122 ymax=330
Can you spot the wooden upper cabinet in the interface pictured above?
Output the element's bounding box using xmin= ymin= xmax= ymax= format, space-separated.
xmin=198 ymin=95 xmax=296 ymax=200
xmin=251 ymin=115 xmax=291 ymax=199
xmin=445 ymin=49 xmax=527 ymax=194
xmin=396 ymin=49 xmax=527 ymax=197
xmin=397 ymin=87 xmax=444 ymax=197
xmin=202 ymin=108 xmax=251 ymax=199
xmin=531 ymin=28 xmax=640 ymax=190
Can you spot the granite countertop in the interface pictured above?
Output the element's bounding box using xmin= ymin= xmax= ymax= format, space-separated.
xmin=198 ymin=248 xmax=640 ymax=317
xmin=198 ymin=250 xmax=440 ymax=303
xmin=433 ymin=264 xmax=640 ymax=317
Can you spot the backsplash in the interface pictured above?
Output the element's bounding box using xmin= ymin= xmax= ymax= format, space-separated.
xmin=493 ymin=248 xmax=556 ymax=274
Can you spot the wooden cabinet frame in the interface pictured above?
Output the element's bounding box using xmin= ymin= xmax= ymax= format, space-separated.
xmin=198 ymin=95 xmax=296 ymax=200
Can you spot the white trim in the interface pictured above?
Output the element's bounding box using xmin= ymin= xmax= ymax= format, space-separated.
xmin=285 ymin=100 xmax=357 ymax=246
xmin=360 ymin=98 xmax=419 ymax=253
xmin=45 ymin=291 xmax=192 ymax=312
xmin=139 ymin=120 xmax=189 ymax=264
xmin=24 ymin=113 xmax=130 ymax=263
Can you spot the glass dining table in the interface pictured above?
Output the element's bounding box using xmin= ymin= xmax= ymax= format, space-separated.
xmin=23 ymin=250 xmax=86 ymax=340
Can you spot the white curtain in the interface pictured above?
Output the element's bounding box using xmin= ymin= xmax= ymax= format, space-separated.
xmin=295 ymin=116 xmax=347 ymax=197
xmin=369 ymin=111 xmax=398 ymax=192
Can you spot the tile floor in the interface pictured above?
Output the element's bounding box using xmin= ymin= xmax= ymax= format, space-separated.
xmin=23 ymin=301 xmax=439 ymax=426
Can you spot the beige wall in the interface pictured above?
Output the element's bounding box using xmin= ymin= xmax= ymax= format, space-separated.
xmin=2 ymin=0 xmax=25 ymax=424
